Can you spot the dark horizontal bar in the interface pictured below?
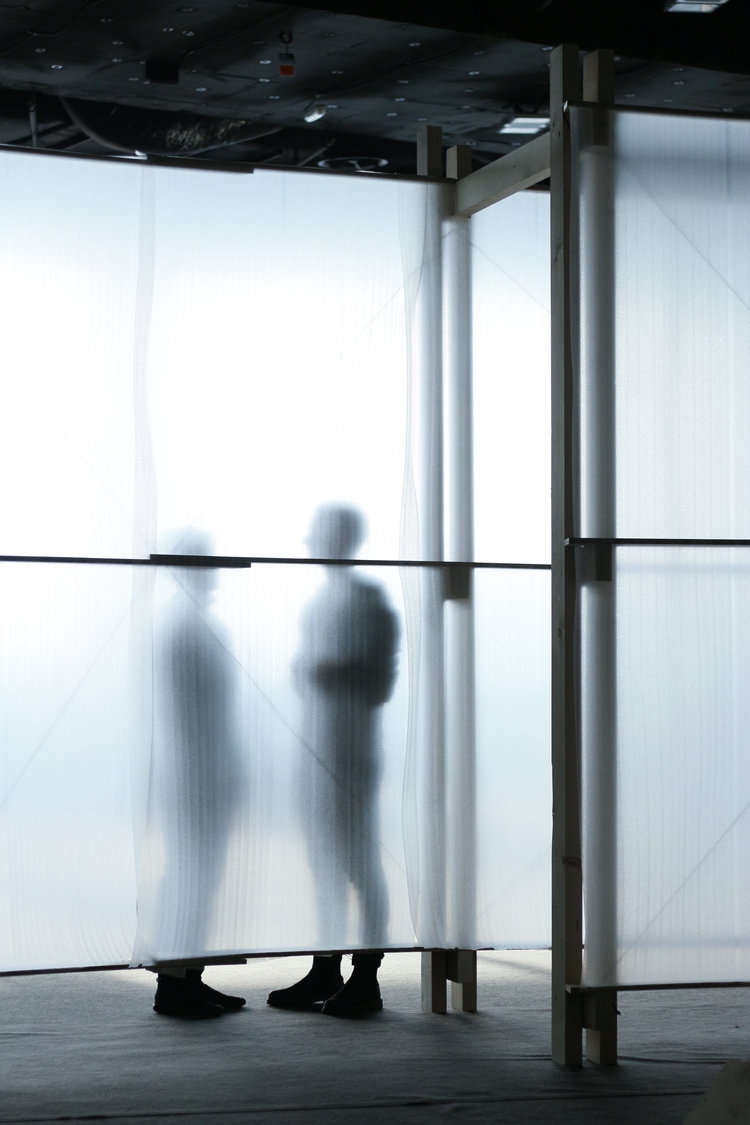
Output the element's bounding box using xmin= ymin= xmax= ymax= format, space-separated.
xmin=150 ymin=553 xmax=252 ymax=568
xmin=569 ymin=980 xmax=750 ymax=994
xmin=0 ymin=553 xmax=551 ymax=571
xmin=567 ymin=99 xmax=750 ymax=126
xmin=566 ymin=537 xmax=750 ymax=549
xmin=0 ymin=554 xmax=154 ymax=566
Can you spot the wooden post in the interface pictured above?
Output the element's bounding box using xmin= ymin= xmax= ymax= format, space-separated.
xmin=443 ymin=146 xmax=478 ymax=1015
xmin=579 ymin=48 xmax=618 ymax=1067
xmin=422 ymin=949 xmax=448 ymax=1013
xmin=550 ymin=42 xmax=584 ymax=1068
xmin=445 ymin=143 xmax=473 ymax=181
xmin=448 ymin=949 xmax=477 ymax=1013
xmin=414 ymin=127 xmax=450 ymax=1012
xmin=417 ymin=124 xmax=443 ymax=178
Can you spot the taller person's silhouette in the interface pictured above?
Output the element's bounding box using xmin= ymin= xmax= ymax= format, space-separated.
xmin=268 ymin=505 xmax=399 ymax=1017
xmin=150 ymin=531 xmax=247 ymax=1019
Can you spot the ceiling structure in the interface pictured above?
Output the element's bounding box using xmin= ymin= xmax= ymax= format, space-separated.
xmin=0 ymin=0 xmax=748 ymax=172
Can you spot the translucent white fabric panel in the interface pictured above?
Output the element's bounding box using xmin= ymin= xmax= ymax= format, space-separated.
xmin=473 ymin=568 xmax=551 ymax=948
xmin=471 ymin=192 xmax=550 ymax=564
xmin=0 ymin=152 xmax=144 ymax=556
xmin=0 ymin=149 xmax=430 ymax=560
xmin=0 ymin=563 xmax=138 ymax=970
xmin=133 ymin=559 xmax=415 ymax=963
xmin=148 ymin=169 xmax=419 ymax=559
xmin=574 ymin=107 xmax=750 ymax=538
xmin=582 ymin=548 xmax=750 ymax=987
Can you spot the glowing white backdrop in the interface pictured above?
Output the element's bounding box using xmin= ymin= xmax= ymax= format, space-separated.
xmin=0 ymin=151 xmax=551 ymax=971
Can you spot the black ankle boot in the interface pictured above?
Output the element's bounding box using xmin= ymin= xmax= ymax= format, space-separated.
xmin=322 ymin=953 xmax=384 ymax=1018
xmin=267 ymin=956 xmax=344 ymax=1010
xmin=185 ymin=969 xmax=246 ymax=1012
xmin=153 ymin=973 xmax=224 ymax=1019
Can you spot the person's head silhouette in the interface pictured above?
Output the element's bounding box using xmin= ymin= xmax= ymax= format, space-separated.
xmin=306 ymin=504 xmax=365 ymax=561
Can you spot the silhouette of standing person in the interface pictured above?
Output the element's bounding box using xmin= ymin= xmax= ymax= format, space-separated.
xmin=150 ymin=531 xmax=247 ymax=1019
xmin=268 ymin=505 xmax=398 ymax=1017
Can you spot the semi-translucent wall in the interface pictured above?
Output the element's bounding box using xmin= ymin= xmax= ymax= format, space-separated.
xmin=0 ymin=150 xmax=550 ymax=972
xmin=574 ymin=107 xmax=750 ymax=986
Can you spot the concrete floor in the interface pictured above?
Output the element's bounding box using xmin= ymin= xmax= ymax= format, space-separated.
xmin=0 ymin=951 xmax=747 ymax=1124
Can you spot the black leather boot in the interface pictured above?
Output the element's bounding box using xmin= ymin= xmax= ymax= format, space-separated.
xmin=185 ymin=969 xmax=246 ymax=1012
xmin=267 ymin=955 xmax=344 ymax=1009
xmin=153 ymin=973 xmax=224 ymax=1019
xmin=322 ymin=952 xmax=383 ymax=1018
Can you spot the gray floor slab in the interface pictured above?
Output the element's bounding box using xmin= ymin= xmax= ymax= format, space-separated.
xmin=0 ymin=952 xmax=746 ymax=1123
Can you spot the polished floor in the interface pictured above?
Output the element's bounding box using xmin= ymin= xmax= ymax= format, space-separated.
xmin=1 ymin=951 xmax=747 ymax=1123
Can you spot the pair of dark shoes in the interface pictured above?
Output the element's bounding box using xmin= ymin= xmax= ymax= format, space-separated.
xmin=154 ymin=970 xmax=246 ymax=1019
xmin=267 ymin=956 xmax=382 ymax=1018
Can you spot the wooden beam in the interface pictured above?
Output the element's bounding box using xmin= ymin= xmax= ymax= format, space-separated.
xmin=454 ymin=132 xmax=550 ymax=217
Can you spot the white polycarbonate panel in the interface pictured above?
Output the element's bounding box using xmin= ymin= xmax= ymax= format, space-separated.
xmin=582 ymin=548 xmax=750 ymax=987
xmin=134 ymin=557 xmax=413 ymax=960
xmin=0 ymin=555 xmax=550 ymax=972
xmin=0 ymin=150 xmax=430 ymax=559
xmin=575 ymin=108 xmax=750 ymax=539
xmin=471 ymin=191 xmax=550 ymax=564
xmin=148 ymin=170 xmax=421 ymax=560
xmin=0 ymin=564 xmax=138 ymax=971
xmin=133 ymin=557 xmax=552 ymax=963
xmin=474 ymin=568 xmax=551 ymax=948
xmin=0 ymin=154 xmax=143 ymax=557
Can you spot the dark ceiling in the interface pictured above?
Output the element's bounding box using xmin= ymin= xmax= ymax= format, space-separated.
xmin=0 ymin=0 xmax=749 ymax=172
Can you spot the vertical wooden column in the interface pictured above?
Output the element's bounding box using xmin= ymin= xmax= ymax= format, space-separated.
xmin=414 ymin=125 xmax=450 ymax=1012
xmin=580 ymin=48 xmax=618 ymax=1066
xmin=444 ymin=142 xmax=478 ymax=1014
xmin=550 ymin=42 xmax=584 ymax=1068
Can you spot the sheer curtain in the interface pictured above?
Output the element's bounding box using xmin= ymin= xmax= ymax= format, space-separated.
xmin=0 ymin=149 xmax=551 ymax=971
xmin=575 ymin=108 xmax=750 ymax=986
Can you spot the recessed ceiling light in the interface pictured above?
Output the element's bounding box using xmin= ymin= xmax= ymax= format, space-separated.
xmin=665 ymin=0 xmax=730 ymax=10
xmin=498 ymin=116 xmax=550 ymax=135
xmin=162 ymin=27 xmax=175 ymax=33
xmin=181 ymin=29 xmax=195 ymax=37
xmin=50 ymin=63 xmax=63 ymax=70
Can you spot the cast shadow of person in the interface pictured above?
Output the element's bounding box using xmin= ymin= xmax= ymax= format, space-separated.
xmin=149 ymin=529 xmax=247 ymax=1019
xmin=268 ymin=504 xmax=399 ymax=1018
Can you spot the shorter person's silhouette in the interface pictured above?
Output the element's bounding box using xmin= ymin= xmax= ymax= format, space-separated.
xmin=268 ymin=505 xmax=398 ymax=1018
xmin=150 ymin=531 xmax=247 ymax=1019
